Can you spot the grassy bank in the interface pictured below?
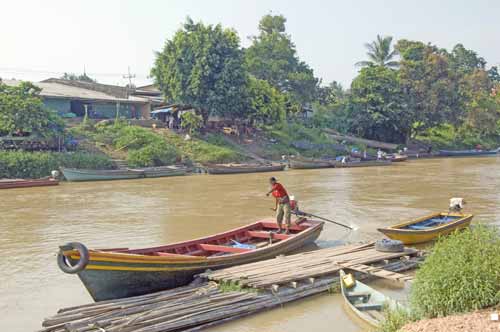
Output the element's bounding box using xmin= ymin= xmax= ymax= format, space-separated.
xmin=256 ymin=122 xmax=351 ymax=159
xmin=0 ymin=151 xmax=113 ymax=178
xmin=416 ymin=124 xmax=500 ymax=150
xmin=70 ymin=121 xmax=246 ymax=166
xmin=378 ymin=225 xmax=500 ymax=332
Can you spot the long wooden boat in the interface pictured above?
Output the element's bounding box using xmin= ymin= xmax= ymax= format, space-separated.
xmin=340 ymin=269 xmax=398 ymax=327
xmin=0 ymin=178 xmax=59 ymax=189
xmin=58 ymin=218 xmax=324 ymax=301
xmin=438 ymin=149 xmax=498 ymax=157
xmin=61 ymin=168 xmax=144 ymax=182
xmin=288 ymin=158 xmax=334 ymax=169
xmin=377 ymin=212 xmax=473 ymax=244
xmin=335 ymin=160 xmax=392 ymax=168
xmin=136 ymin=166 xmax=187 ymax=178
xmin=205 ymin=163 xmax=285 ymax=175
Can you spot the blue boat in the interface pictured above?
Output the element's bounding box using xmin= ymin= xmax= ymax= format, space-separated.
xmin=438 ymin=149 xmax=498 ymax=157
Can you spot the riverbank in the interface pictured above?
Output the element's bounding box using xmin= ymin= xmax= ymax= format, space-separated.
xmin=401 ymin=309 xmax=500 ymax=332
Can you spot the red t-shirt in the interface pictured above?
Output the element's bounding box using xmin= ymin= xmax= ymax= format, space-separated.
xmin=272 ymin=183 xmax=288 ymax=198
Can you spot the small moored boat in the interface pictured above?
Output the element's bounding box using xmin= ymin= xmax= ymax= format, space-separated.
xmin=205 ymin=163 xmax=285 ymax=175
xmin=438 ymin=149 xmax=498 ymax=157
xmin=335 ymin=160 xmax=392 ymax=168
xmin=57 ymin=218 xmax=324 ymax=301
xmin=0 ymin=178 xmax=59 ymax=189
xmin=61 ymin=168 xmax=144 ymax=182
xmin=377 ymin=212 xmax=473 ymax=245
xmin=288 ymin=158 xmax=334 ymax=169
xmin=340 ymin=269 xmax=399 ymax=327
xmin=387 ymin=154 xmax=408 ymax=162
xmin=137 ymin=166 xmax=187 ymax=178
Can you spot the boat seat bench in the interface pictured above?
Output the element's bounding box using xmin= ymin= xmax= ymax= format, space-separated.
xmin=355 ymin=303 xmax=383 ymax=311
xmin=199 ymin=244 xmax=252 ymax=253
xmin=347 ymin=292 xmax=371 ymax=302
xmin=247 ymin=231 xmax=290 ymax=240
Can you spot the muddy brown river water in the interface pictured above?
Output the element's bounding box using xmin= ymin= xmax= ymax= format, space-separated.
xmin=1 ymin=157 xmax=499 ymax=332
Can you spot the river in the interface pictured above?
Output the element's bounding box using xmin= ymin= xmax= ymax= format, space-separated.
xmin=1 ymin=157 xmax=499 ymax=332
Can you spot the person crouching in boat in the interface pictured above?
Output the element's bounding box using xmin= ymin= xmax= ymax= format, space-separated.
xmin=266 ymin=177 xmax=291 ymax=234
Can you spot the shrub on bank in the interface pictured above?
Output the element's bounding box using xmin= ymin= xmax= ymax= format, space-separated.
xmin=127 ymin=142 xmax=178 ymax=167
xmin=0 ymin=151 xmax=113 ymax=178
xmin=409 ymin=225 xmax=500 ymax=318
xmin=377 ymin=306 xmax=413 ymax=332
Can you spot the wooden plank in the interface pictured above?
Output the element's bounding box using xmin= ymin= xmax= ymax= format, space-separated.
xmin=247 ymin=231 xmax=291 ymax=240
xmin=199 ymin=244 xmax=251 ymax=254
xmin=338 ymin=263 xmax=413 ymax=282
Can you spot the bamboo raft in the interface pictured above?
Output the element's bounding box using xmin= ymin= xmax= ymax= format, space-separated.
xmin=40 ymin=243 xmax=422 ymax=332
xmin=201 ymin=242 xmax=418 ymax=289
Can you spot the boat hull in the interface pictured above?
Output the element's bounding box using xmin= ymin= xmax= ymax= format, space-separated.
xmin=140 ymin=166 xmax=187 ymax=178
xmin=378 ymin=212 xmax=473 ymax=244
xmin=0 ymin=178 xmax=59 ymax=189
xmin=335 ymin=160 xmax=392 ymax=168
xmin=65 ymin=220 xmax=323 ymax=301
xmin=61 ymin=168 xmax=143 ymax=182
xmin=289 ymin=159 xmax=333 ymax=169
xmin=206 ymin=164 xmax=285 ymax=174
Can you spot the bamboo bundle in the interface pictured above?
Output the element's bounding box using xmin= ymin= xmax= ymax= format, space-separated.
xmin=203 ymin=243 xmax=419 ymax=288
xmin=41 ymin=258 xmax=420 ymax=332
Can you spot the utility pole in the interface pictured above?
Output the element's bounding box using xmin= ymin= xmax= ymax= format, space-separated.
xmin=123 ymin=66 xmax=136 ymax=88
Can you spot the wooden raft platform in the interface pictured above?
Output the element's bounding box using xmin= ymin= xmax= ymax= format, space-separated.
xmin=40 ymin=243 xmax=423 ymax=332
xmin=200 ymin=242 xmax=419 ymax=289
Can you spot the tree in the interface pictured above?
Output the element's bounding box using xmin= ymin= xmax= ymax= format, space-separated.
xmin=344 ymin=65 xmax=408 ymax=142
xmin=316 ymin=81 xmax=344 ymax=106
xmin=246 ymin=76 xmax=287 ymax=124
xmin=396 ymin=40 xmax=463 ymax=138
xmin=151 ymin=17 xmax=248 ymax=119
xmin=61 ymin=72 xmax=97 ymax=83
xmin=356 ymin=35 xmax=399 ymax=68
xmin=0 ymin=80 xmax=64 ymax=137
xmin=449 ymin=44 xmax=486 ymax=75
xmin=180 ymin=112 xmax=203 ymax=135
xmin=245 ymin=14 xmax=319 ymax=105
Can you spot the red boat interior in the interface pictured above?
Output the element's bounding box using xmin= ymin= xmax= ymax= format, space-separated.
xmin=100 ymin=219 xmax=318 ymax=258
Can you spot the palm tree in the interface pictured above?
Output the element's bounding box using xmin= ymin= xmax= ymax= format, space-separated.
xmin=356 ymin=35 xmax=399 ymax=68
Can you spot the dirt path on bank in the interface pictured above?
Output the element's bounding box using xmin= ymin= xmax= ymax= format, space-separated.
xmin=402 ymin=310 xmax=500 ymax=332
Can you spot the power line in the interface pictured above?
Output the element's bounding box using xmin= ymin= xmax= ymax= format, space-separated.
xmin=0 ymin=66 xmax=150 ymax=79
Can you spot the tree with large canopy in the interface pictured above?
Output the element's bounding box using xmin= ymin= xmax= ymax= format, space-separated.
xmin=151 ymin=18 xmax=248 ymax=119
xmin=0 ymin=80 xmax=64 ymax=138
xmin=244 ymin=14 xmax=318 ymax=105
xmin=356 ymin=35 xmax=399 ymax=68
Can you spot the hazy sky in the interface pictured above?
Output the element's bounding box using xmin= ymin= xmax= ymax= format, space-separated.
xmin=1 ymin=0 xmax=499 ymax=87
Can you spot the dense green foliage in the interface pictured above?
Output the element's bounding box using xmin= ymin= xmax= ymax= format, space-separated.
xmin=245 ymin=14 xmax=318 ymax=105
xmin=0 ymin=151 xmax=113 ymax=178
xmin=246 ymin=76 xmax=287 ymax=123
xmin=357 ymin=35 xmax=399 ymax=68
xmin=180 ymin=112 xmax=203 ymax=135
xmin=410 ymin=226 xmax=500 ymax=318
xmin=0 ymin=80 xmax=64 ymax=138
xmin=345 ymin=65 xmax=407 ymax=142
xmin=151 ymin=18 xmax=247 ymax=119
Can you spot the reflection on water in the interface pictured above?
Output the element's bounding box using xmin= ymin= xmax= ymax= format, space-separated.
xmin=0 ymin=157 xmax=499 ymax=332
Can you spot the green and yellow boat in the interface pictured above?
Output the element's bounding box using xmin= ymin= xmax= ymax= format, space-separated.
xmin=377 ymin=212 xmax=473 ymax=245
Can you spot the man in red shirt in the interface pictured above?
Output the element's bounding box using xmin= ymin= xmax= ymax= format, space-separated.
xmin=266 ymin=177 xmax=291 ymax=234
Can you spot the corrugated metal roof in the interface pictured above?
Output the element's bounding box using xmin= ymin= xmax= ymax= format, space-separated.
xmin=3 ymin=79 xmax=148 ymax=104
